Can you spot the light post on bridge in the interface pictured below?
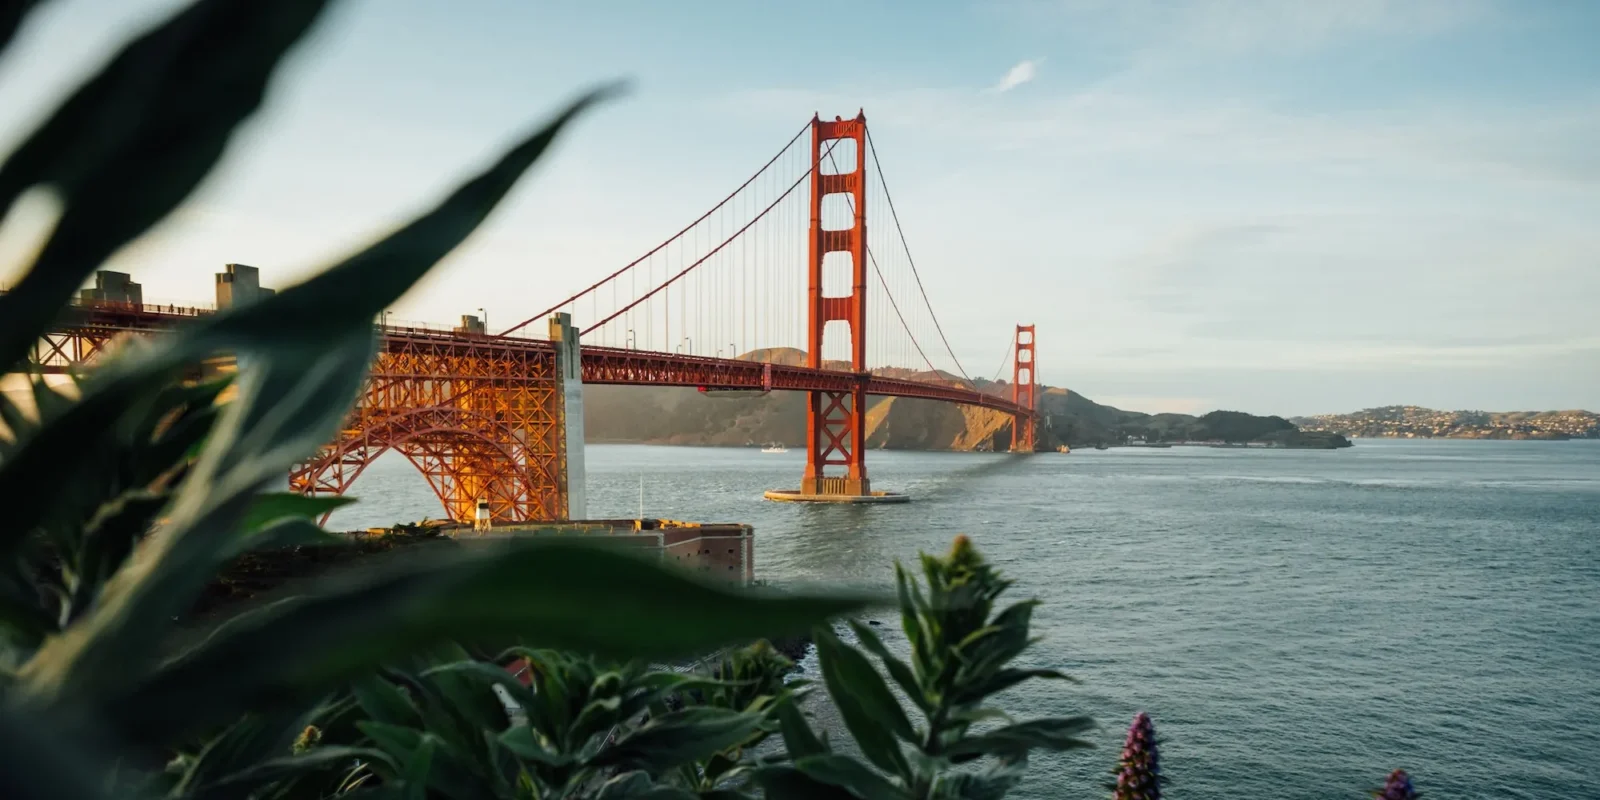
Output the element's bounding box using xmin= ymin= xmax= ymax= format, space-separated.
xmin=626 ymin=329 xmax=635 ymax=349
xmin=477 ymin=307 xmax=487 ymax=336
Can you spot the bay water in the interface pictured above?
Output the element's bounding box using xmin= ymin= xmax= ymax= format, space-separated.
xmin=328 ymin=438 xmax=1600 ymax=798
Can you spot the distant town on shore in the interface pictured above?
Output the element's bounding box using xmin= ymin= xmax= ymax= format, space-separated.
xmin=1291 ymin=406 xmax=1600 ymax=440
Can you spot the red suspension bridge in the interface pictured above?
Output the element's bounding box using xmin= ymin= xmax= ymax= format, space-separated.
xmin=27 ymin=112 xmax=1040 ymax=522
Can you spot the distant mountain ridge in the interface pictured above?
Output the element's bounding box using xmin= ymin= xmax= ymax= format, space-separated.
xmin=1292 ymin=406 xmax=1600 ymax=440
xmin=583 ymin=347 xmax=1350 ymax=451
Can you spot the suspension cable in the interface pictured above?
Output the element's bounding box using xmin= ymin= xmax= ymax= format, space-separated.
xmin=498 ymin=119 xmax=812 ymax=336
xmin=865 ymin=129 xmax=973 ymax=385
xmin=822 ymin=148 xmax=943 ymax=378
xmin=583 ymin=136 xmax=846 ymax=335
xmin=990 ymin=340 xmax=1014 ymax=383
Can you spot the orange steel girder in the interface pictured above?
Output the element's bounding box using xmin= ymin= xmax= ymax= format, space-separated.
xmin=288 ymin=331 xmax=567 ymax=523
xmin=803 ymin=112 xmax=870 ymax=496
xmin=30 ymin=328 xmax=116 ymax=372
xmin=27 ymin=312 xmax=569 ymax=524
xmin=1010 ymin=324 xmax=1037 ymax=452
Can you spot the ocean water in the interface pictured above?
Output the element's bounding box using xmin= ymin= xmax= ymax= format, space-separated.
xmin=328 ymin=438 xmax=1600 ymax=798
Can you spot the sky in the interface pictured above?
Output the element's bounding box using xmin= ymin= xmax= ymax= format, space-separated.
xmin=1 ymin=0 xmax=1596 ymax=416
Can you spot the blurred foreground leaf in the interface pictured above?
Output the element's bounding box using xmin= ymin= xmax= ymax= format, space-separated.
xmin=103 ymin=538 xmax=877 ymax=742
xmin=0 ymin=0 xmax=338 ymax=372
xmin=10 ymin=84 xmax=619 ymax=708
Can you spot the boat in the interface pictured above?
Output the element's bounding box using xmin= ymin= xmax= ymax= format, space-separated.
xmin=761 ymin=443 xmax=787 ymax=453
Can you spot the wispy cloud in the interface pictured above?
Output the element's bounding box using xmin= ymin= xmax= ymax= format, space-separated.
xmin=1032 ymin=0 xmax=1495 ymax=58
xmin=720 ymin=83 xmax=1600 ymax=188
xmin=990 ymin=59 xmax=1042 ymax=93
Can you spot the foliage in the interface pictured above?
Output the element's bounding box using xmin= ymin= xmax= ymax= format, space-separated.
xmin=0 ymin=2 xmax=1427 ymax=798
xmin=0 ymin=1 xmax=865 ymax=796
xmin=750 ymin=535 xmax=1095 ymax=799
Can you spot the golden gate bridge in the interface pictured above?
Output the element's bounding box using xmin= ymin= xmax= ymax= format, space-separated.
xmin=26 ymin=112 xmax=1040 ymax=523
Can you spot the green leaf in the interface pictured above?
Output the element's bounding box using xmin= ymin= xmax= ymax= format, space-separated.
xmin=571 ymin=693 xmax=623 ymax=742
xmin=0 ymin=591 xmax=55 ymax=650
xmin=775 ymin=698 xmax=828 ymax=760
xmin=166 ymin=708 xmax=307 ymax=793
xmin=195 ymin=83 xmax=624 ymax=355
xmin=814 ymin=627 xmax=913 ymax=775
xmin=894 ymin=565 xmax=935 ymax=684
xmin=122 ymin=374 xmax=229 ymax=475
xmin=234 ymin=517 xmax=347 ymax=557
xmin=930 ymin=759 xmax=1027 ymax=800
xmin=942 ymin=716 xmax=1096 ymax=762
xmin=186 ymin=746 xmax=395 ymax=800
xmin=847 ymin=620 xmax=927 ymax=714
xmin=28 ymin=376 xmax=72 ymax=421
xmin=9 ymin=77 xmax=622 ymax=700
xmin=957 ymin=600 xmax=1037 ymax=678
xmin=0 ymin=359 xmax=181 ymax=559
xmin=793 ymin=754 xmax=906 ymax=800
xmin=135 ymin=399 xmax=220 ymax=484
xmin=6 ymin=78 xmax=621 ymax=720
xmin=238 ymin=492 xmax=356 ymax=533
xmin=0 ymin=0 xmax=339 ymax=372
xmin=65 ymin=489 xmax=169 ymax=623
xmin=593 ymin=706 xmax=765 ymax=774
xmin=753 ymin=766 xmax=864 ymax=800
xmin=358 ymin=723 xmax=484 ymax=799
xmin=595 ymin=771 xmax=702 ymax=800
xmin=351 ymin=674 xmax=421 ymax=728
xmin=95 ymin=539 xmax=871 ymax=743
xmin=419 ymin=660 xmax=540 ymax=723
xmin=15 ymin=334 xmax=377 ymax=714
xmin=400 ymin=734 xmax=435 ymax=800
xmin=357 ymin=720 xmax=425 ymax=762
xmin=496 ymin=726 xmax=569 ymax=768
xmin=962 ymin=668 xmax=1074 ymax=705
xmin=0 ymin=387 xmax=31 ymax=456
xmin=403 ymin=662 xmax=512 ymax=758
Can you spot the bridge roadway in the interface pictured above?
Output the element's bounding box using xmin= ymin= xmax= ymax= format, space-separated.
xmin=30 ymin=300 xmax=1033 ymax=418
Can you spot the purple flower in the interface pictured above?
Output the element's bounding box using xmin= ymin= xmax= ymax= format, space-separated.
xmin=1373 ymin=769 xmax=1418 ymax=800
xmin=1112 ymin=712 xmax=1161 ymax=800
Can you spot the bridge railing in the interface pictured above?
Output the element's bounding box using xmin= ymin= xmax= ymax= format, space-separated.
xmin=0 ymin=290 xmax=216 ymax=320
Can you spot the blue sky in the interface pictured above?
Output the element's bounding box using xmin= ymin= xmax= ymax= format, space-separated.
xmin=1 ymin=0 xmax=1596 ymax=415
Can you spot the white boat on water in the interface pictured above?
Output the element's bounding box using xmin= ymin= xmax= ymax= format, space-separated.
xmin=761 ymin=443 xmax=788 ymax=453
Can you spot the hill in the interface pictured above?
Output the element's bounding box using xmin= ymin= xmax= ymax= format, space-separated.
xmin=582 ymin=348 xmax=1349 ymax=451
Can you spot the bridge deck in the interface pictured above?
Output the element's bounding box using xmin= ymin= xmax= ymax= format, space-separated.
xmin=32 ymin=301 xmax=1033 ymax=417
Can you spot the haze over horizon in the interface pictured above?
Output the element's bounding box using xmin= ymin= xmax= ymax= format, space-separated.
xmin=1 ymin=0 xmax=1595 ymax=417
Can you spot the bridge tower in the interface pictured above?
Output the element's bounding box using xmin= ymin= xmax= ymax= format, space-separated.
xmin=800 ymin=112 xmax=871 ymax=497
xmin=1010 ymin=324 xmax=1037 ymax=452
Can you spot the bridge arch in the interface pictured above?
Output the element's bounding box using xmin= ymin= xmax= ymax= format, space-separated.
xmin=289 ymin=404 xmax=561 ymax=524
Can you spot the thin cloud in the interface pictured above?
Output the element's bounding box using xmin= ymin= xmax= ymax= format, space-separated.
xmin=991 ymin=59 xmax=1042 ymax=93
xmin=1044 ymin=0 xmax=1493 ymax=58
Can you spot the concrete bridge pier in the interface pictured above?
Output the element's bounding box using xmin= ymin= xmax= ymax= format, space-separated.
xmin=549 ymin=312 xmax=586 ymax=520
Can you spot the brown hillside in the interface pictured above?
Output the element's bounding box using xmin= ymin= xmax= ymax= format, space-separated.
xmin=582 ymin=348 xmax=1321 ymax=450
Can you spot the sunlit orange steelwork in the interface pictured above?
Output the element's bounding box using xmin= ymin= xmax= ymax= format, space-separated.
xmin=1011 ymin=324 xmax=1037 ymax=452
xmin=804 ymin=112 xmax=871 ymax=496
